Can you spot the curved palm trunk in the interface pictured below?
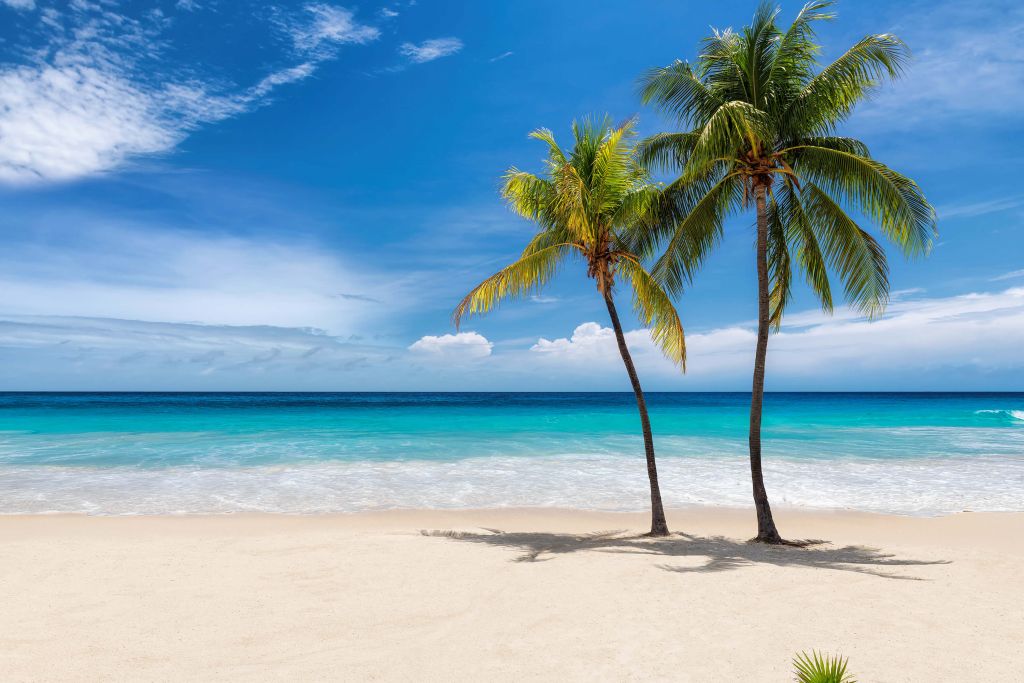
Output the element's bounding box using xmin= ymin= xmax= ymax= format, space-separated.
xmin=602 ymin=290 xmax=670 ymax=537
xmin=750 ymin=184 xmax=784 ymax=543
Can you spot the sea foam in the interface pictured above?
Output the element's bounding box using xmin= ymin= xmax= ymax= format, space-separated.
xmin=1 ymin=451 xmax=1021 ymax=516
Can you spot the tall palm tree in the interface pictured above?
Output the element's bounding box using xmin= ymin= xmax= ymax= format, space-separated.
xmin=637 ymin=1 xmax=936 ymax=542
xmin=453 ymin=117 xmax=685 ymax=536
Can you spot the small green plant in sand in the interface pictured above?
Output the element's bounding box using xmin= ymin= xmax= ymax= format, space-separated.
xmin=793 ymin=650 xmax=855 ymax=683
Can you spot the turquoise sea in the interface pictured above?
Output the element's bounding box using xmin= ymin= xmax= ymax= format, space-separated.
xmin=1 ymin=392 xmax=1022 ymax=515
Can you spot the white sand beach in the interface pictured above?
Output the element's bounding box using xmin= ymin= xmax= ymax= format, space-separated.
xmin=1 ymin=507 xmax=1022 ymax=681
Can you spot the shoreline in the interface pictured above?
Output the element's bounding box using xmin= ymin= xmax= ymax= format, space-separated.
xmin=2 ymin=507 xmax=1022 ymax=680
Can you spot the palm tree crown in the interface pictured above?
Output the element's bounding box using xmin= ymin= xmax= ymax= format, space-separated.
xmin=453 ymin=117 xmax=684 ymax=367
xmin=638 ymin=0 xmax=936 ymax=320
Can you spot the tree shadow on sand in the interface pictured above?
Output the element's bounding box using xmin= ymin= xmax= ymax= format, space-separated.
xmin=421 ymin=529 xmax=949 ymax=580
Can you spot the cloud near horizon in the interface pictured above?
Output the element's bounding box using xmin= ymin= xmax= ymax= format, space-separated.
xmin=409 ymin=332 xmax=492 ymax=358
xmin=3 ymin=286 xmax=1024 ymax=390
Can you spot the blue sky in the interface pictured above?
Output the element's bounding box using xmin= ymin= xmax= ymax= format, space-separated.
xmin=0 ymin=0 xmax=1022 ymax=390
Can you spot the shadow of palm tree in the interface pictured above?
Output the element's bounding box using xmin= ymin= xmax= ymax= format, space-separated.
xmin=421 ymin=529 xmax=949 ymax=580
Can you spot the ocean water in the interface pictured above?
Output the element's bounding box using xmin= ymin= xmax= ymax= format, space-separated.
xmin=1 ymin=392 xmax=1022 ymax=516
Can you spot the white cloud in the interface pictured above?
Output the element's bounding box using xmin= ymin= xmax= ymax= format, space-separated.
xmin=409 ymin=332 xmax=492 ymax=358
xmin=489 ymin=51 xmax=514 ymax=63
xmin=862 ymin=1 xmax=1024 ymax=126
xmin=528 ymin=287 xmax=1024 ymax=388
xmin=0 ymin=315 xmax=398 ymax=389
xmin=399 ymin=37 xmax=463 ymax=63
xmin=380 ymin=8 xmax=398 ymax=19
xmin=0 ymin=63 xmax=179 ymax=183
xmin=992 ymin=270 xmax=1024 ymax=282
xmin=935 ymin=195 xmax=1024 ymax=220
xmin=0 ymin=227 xmax=397 ymax=335
xmin=1 ymin=0 xmax=35 ymax=9
xmin=0 ymin=3 xmax=378 ymax=184
xmin=289 ymin=3 xmax=379 ymax=55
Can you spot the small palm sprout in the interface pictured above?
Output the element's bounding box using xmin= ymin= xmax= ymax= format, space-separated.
xmin=639 ymin=0 xmax=936 ymax=543
xmin=793 ymin=651 xmax=856 ymax=683
xmin=453 ymin=117 xmax=684 ymax=536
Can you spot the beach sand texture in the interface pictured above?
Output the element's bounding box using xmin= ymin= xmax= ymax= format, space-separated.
xmin=2 ymin=508 xmax=1021 ymax=681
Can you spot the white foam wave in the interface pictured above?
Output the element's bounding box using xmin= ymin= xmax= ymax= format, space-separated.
xmin=1 ymin=453 xmax=1022 ymax=516
xmin=975 ymin=409 xmax=1024 ymax=420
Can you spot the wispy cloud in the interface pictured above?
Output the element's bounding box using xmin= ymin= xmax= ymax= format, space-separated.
xmin=380 ymin=8 xmax=399 ymax=19
xmin=489 ymin=51 xmax=513 ymax=63
xmin=0 ymin=315 xmax=397 ymax=389
xmin=287 ymin=3 xmax=379 ymax=56
xmin=1 ymin=0 xmax=35 ymax=10
xmin=935 ymin=195 xmax=1024 ymax=220
xmin=399 ymin=37 xmax=463 ymax=63
xmin=0 ymin=225 xmax=400 ymax=335
xmin=862 ymin=0 xmax=1024 ymax=127
xmin=0 ymin=3 xmax=380 ymax=184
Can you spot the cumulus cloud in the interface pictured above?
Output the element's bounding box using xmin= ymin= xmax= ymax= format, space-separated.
xmin=529 ymin=288 xmax=1024 ymax=388
xmin=409 ymin=332 xmax=492 ymax=358
xmin=0 ymin=3 xmax=379 ymax=184
xmin=399 ymin=37 xmax=463 ymax=63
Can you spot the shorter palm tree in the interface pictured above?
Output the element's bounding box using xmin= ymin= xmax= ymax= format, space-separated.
xmin=453 ymin=117 xmax=685 ymax=536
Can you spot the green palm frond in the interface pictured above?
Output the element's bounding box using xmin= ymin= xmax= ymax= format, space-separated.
xmin=785 ymin=33 xmax=909 ymax=136
xmin=766 ymin=192 xmax=794 ymax=328
xmin=635 ymin=132 xmax=700 ymax=173
xmin=778 ymin=181 xmax=833 ymax=315
xmin=798 ymin=181 xmax=889 ymax=317
xmin=790 ymin=145 xmax=935 ymax=258
xmin=638 ymin=60 xmax=723 ymax=127
xmin=691 ymin=100 xmax=771 ymax=168
xmin=793 ymin=651 xmax=856 ymax=683
xmin=452 ymin=243 xmax=581 ymax=328
xmin=652 ymin=171 xmax=742 ymax=296
xmin=617 ymin=255 xmax=686 ymax=368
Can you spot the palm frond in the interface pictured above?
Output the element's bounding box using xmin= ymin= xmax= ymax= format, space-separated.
xmin=779 ymin=180 xmax=833 ymax=314
xmin=690 ymin=100 xmax=772 ymax=169
xmin=652 ymin=171 xmax=742 ymax=296
xmin=789 ymin=145 xmax=935 ymax=257
xmin=452 ymin=243 xmax=581 ymax=328
xmin=616 ymin=255 xmax=686 ymax=368
xmin=502 ymin=170 xmax=555 ymax=224
xmin=638 ymin=60 xmax=723 ymax=127
xmin=800 ymin=180 xmax=889 ymax=317
xmin=766 ymin=192 xmax=794 ymax=328
xmin=635 ymin=132 xmax=700 ymax=174
xmin=785 ymin=33 xmax=909 ymax=136
xmin=793 ymin=651 xmax=856 ymax=683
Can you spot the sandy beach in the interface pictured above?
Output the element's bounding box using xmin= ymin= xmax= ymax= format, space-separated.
xmin=1 ymin=507 xmax=1021 ymax=681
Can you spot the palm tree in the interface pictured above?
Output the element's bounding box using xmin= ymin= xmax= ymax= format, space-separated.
xmin=453 ymin=117 xmax=685 ymax=536
xmin=637 ymin=1 xmax=936 ymax=542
